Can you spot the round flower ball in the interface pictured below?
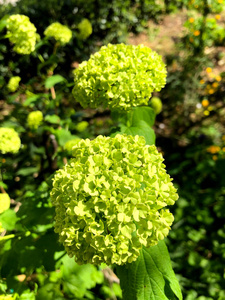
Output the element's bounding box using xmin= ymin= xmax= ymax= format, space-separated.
xmin=6 ymin=14 xmax=37 ymax=55
xmin=27 ymin=111 xmax=43 ymax=130
xmin=0 ymin=128 xmax=21 ymax=154
xmin=73 ymin=43 xmax=167 ymax=111
xmin=77 ymin=19 xmax=92 ymax=40
xmin=44 ymin=22 xmax=72 ymax=45
xmin=7 ymin=76 xmax=21 ymax=92
xmin=150 ymin=96 xmax=163 ymax=115
xmin=0 ymin=193 xmax=10 ymax=214
xmin=51 ymin=134 xmax=178 ymax=265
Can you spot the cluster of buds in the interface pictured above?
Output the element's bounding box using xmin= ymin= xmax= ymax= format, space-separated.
xmin=0 ymin=128 xmax=21 ymax=154
xmin=51 ymin=134 xmax=178 ymax=265
xmin=6 ymin=15 xmax=37 ymax=55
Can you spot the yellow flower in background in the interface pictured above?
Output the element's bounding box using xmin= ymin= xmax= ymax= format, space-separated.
xmin=200 ymin=79 xmax=205 ymax=84
xmin=215 ymin=75 xmax=222 ymax=81
xmin=208 ymin=106 xmax=213 ymax=111
xmin=212 ymin=82 xmax=219 ymax=88
xmin=202 ymin=99 xmax=209 ymax=107
xmin=218 ymin=0 xmax=223 ymax=3
xmin=222 ymin=135 xmax=225 ymax=141
xmin=208 ymin=89 xmax=215 ymax=94
xmin=215 ymin=15 xmax=221 ymax=20
xmin=206 ymin=67 xmax=212 ymax=73
xmin=189 ymin=17 xmax=195 ymax=23
xmin=207 ymin=146 xmax=221 ymax=154
xmin=194 ymin=30 xmax=200 ymax=36
xmin=222 ymin=147 xmax=225 ymax=152
xmin=204 ymin=110 xmax=210 ymax=116
xmin=212 ymin=155 xmax=218 ymax=161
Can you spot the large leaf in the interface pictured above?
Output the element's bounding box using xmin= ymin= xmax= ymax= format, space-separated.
xmin=116 ymin=241 xmax=183 ymax=300
xmin=124 ymin=126 xmax=155 ymax=145
xmin=45 ymin=75 xmax=66 ymax=89
xmin=128 ymin=106 xmax=155 ymax=128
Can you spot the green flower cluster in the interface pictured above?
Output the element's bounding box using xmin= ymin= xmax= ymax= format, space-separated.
xmin=0 ymin=128 xmax=21 ymax=154
xmin=75 ymin=121 xmax=89 ymax=132
xmin=27 ymin=111 xmax=43 ymax=130
xmin=51 ymin=134 xmax=178 ymax=265
xmin=44 ymin=22 xmax=72 ymax=44
xmin=150 ymin=96 xmax=162 ymax=115
xmin=0 ymin=193 xmax=10 ymax=214
xmin=7 ymin=76 xmax=21 ymax=92
xmin=73 ymin=44 xmax=167 ymax=111
xmin=6 ymin=15 xmax=37 ymax=55
xmin=77 ymin=19 xmax=92 ymax=40
xmin=64 ymin=138 xmax=81 ymax=153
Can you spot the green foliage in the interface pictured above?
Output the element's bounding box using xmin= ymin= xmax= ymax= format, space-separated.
xmin=73 ymin=43 xmax=167 ymax=111
xmin=116 ymin=241 xmax=182 ymax=300
xmin=77 ymin=19 xmax=93 ymax=40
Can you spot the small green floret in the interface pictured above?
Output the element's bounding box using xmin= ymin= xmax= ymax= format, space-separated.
xmin=7 ymin=76 xmax=21 ymax=92
xmin=44 ymin=22 xmax=72 ymax=44
xmin=0 ymin=193 xmax=10 ymax=214
xmin=27 ymin=111 xmax=43 ymax=130
xmin=6 ymin=14 xmax=37 ymax=55
xmin=150 ymin=97 xmax=163 ymax=115
xmin=73 ymin=44 xmax=167 ymax=111
xmin=77 ymin=19 xmax=92 ymax=40
xmin=0 ymin=128 xmax=21 ymax=154
xmin=51 ymin=134 xmax=178 ymax=265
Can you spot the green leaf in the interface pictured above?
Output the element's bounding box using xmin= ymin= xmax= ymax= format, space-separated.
xmin=54 ymin=128 xmax=73 ymax=146
xmin=0 ymin=210 xmax=18 ymax=231
xmin=23 ymin=95 xmax=40 ymax=106
xmin=45 ymin=75 xmax=66 ymax=89
xmin=116 ymin=241 xmax=183 ymax=300
xmin=45 ymin=115 xmax=61 ymax=124
xmin=124 ymin=126 xmax=155 ymax=145
xmin=17 ymin=167 xmax=39 ymax=176
xmin=129 ymin=106 xmax=156 ymax=128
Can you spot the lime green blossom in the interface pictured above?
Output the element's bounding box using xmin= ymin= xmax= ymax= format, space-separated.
xmin=64 ymin=138 xmax=81 ymax=152
xmin=77 ymin=19 xmax=92 ymax=40
xmin=150 ymin=97 xmax=162 ymax=115
xmin=73 ymin=44 xmax=167 ymax=111
xmin=76 ymin=121 xmax=89 ymax=132
xmin=51 ymin=134 xmax=178 ymax=265
xmin=27 ymin=111 xmax=43 ymax=130
xmin=0 ymin=295 xmax=16 ymax=300
xmin=6 ymin=14 xmax=37 ymax=55
xmin=44 ymin=22 xmax=72 ymax=44
xmin=0 ymin=193 xmax=10 ymax=214
xmin=0 ymin=128 xmax=21 ymax=154
xmin=7 ymin=76 xmax=21 ymax=92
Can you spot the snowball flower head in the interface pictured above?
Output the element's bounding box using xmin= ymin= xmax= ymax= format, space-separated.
xmin=73 ymin=44 xmax=167 ymax=111
xmin=44 ymin=22 xmax=72 ymax=44
xmin=0 ymin=193 xmax=10 ymax=214
xmin=6 ymin=15 xmax=37 ymax=55
xmin=0 ymin=128 xmax=21 ymax=154
xmin=7 ymin=76 xmax=21 ymax=92
xmin=27 ymin=111 xmax=43 ymax=130
xmin=77 ymin=19 xmax=92 ymax=40
xmin=51 ymin=134 xmax=178 ymax=265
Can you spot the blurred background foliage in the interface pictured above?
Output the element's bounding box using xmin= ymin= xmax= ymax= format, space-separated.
xmin=0 ymin=0 xmax=225 ymax=299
